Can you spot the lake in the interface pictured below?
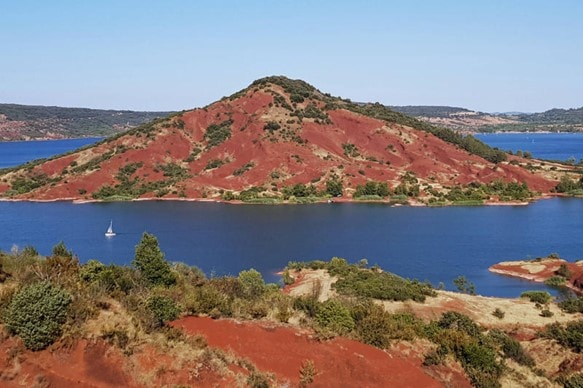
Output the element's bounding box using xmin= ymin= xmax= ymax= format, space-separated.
xmin=0 ymin=135 xmax=582 ymax=297
xmin=1 ymin=198 xmax=581 ymax=297
xmin=475 ymin=132 xmax=583 ymax=162
xmin=0 ymin=137 xmax=102 ymax=169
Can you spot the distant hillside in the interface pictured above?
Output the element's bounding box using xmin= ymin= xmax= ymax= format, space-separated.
xmin=389 ymin=105 xmax=474 ymax=118
xmin=390 ymin=105 xmax=583 ymax=133
xmin=0 ymin=103 xmax=173 ymax=140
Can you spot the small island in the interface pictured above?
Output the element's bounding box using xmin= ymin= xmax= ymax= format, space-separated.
xmin=489 ymin=254 xmax=583 ymax=294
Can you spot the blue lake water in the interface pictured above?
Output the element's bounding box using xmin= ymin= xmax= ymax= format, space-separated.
xmin=1 ymin=199 xmax=581 ymax=297
xmin=475 ymin=132 xmax=583 ymax=162
xmin=0 ymin=137 xmax=102 ymax=169
xmin=0 ymin=135 xmax=582 ymax=297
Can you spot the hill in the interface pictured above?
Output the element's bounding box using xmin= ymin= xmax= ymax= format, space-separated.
xmin=391 ymin=105 xmax=583 ymax=133
xmin=0 ymin=76 xmax=568 ymax=203
xmin=0 ymin=103 xmax=172 ymax=140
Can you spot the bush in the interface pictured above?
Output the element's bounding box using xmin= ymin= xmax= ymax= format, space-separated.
xmin=238 ymin=269 xmax=266 ymax=299
xmin=545 ymin=276 xmax=567 ymax=287
xmin=542 ymin=320 xmax=583 ymax=352
xmin=147 ymin=295 xmax=180 ymax=326
xmin=315 ymin=299 xmax=355 ymax=335
xmin=492 ymin=308 xmax=505 ymax=319
xmin=204 ymin=120 xmax=232 ymax=148
xmin=488 ymin=329 xmax=534 ymax=367
xmin=559 ymin=296 xmax=583 ymax=313
xmin=521 ymin=291 xmax=552 ymax=304
xmin=5 ymin=282 xmax=71 ymax=350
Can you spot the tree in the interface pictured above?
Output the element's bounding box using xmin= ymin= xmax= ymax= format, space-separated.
xmin=325 ymin=179 xmax=343 ymax=197
xmin=133 ymin=232 xmax=176 ymax=287
xmin=52 ymin=241 xmax=73 ymax=258
xmin=453 ymin=275 xmax=476 ymax=295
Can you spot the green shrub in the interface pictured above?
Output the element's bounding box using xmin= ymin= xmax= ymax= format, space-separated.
xmin=437 ymin=311 xmax=483 ymax=338
xmin=238 ymin=269 xmax=266 ymax=299
xmin=562 ymin=373 xmax=583 ymax=388
xmin=559 ymin=296 xmax=583 ymax=313
xmin=325 ymin=179 xmax=343 ymax=197
xmin=556 ymin=263 xmax=572 ymax=279
xmin=453 ymin=275 xmax=476 ymax=295
xmin=521 ymin=291 xmax=552 ymax=304
xmin=544 ymin=276 xmax=567 ymax=287
xmin=315 ymin=299 xmax=355 ymax=335
xmin=351 ymin=301 xmax=392 ymax=348
xmin=5 ymin=282 xmax=71 ymax=350
xmin=492 ymin=308 xmax=505 ymax=319
xmin=204 ymin=120 xmax=232 ymax=148
xmin=80 ymin=259 xmax=106 ymax=282
xmin=263 ymin=121 xmax=281 ymax=132
xmin=205 ymin=158 xmax=226 ymax=170
xmin=333 ymin=269 xmax=435 ymax=302
xmin=542 ymin=320 xmax=583 ymax=352
xmin=488 ymin=329 xmax=534 ymax=367
xmin=147 ymin=295 xmax=180 ymax=326
xmin=540 ymin=309 xmax=554 ymax=317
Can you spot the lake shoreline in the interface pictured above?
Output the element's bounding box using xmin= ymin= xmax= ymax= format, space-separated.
xmin=0 ymin=193 xmax=566 ymax=207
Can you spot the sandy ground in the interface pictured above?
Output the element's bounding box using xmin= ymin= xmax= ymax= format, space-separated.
xmin=286 ymin=269 xmax=583 ymax=328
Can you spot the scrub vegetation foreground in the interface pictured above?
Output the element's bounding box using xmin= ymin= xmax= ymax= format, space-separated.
xmin=0 ymin=234 xmax=583 ymax=387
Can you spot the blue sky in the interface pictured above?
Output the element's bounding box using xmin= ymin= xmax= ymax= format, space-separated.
xmin=1 ymin=1 xmax=581 ymax=112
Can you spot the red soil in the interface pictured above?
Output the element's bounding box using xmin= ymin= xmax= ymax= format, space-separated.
xmin=172 ymin=316 xmax=445 ymax=387
xmin=0 ymin=337 xmax=134 ymax=387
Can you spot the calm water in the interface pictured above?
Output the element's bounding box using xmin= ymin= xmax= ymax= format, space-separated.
xmin=1 ymin=199 xmax=581 ymax=297
xmin=476 ymin=132 xmax=583 ymax=162
xmin=0 ymin=137 xmax=102 ymax=169
xmin=0 ymin=135 xmax=582 ymax=297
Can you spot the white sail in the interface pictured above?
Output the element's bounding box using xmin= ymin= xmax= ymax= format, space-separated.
xmin=105 ymin=220 xmax=116 ymax=237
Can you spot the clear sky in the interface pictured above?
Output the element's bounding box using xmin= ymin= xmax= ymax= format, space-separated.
xmin=1 ymin=1 xmax=581 ymax=113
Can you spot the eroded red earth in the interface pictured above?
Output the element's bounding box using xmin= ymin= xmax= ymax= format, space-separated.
xmin=171 ymin=316 xmax=462 ymax=387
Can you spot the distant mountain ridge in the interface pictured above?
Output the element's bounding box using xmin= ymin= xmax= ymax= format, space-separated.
xmin=390 ymin=105 xmax=583 ymax=133
xmin=0 ymin=103 xmax=173 ymax=141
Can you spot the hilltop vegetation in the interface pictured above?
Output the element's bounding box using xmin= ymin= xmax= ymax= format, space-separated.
xmin=0 ymin=103 xmax=172 ymax=140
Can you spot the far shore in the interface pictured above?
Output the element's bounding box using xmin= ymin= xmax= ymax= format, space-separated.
xmin=0 ymin=192 xmax=570 ymax=207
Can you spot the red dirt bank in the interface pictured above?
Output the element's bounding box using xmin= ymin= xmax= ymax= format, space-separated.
xmin=172 ymin=316 xmax=454 ymax=387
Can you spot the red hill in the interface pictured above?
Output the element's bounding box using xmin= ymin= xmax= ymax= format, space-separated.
xmin=0 ymin=76 xmax=559 ymax=203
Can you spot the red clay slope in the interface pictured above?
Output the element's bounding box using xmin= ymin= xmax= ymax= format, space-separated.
xmin=0 ymin=77 xmax=557 ymax=201
xmin=172 ymin=316 xmax=453 ymax=387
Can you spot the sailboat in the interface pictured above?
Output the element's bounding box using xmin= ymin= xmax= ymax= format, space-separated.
xmin=105 ymin=220 xmax=116 ymax=237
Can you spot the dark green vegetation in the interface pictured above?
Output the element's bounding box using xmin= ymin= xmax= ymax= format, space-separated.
xmin=553 ymin=176 xmax=583 ymax=195
xmin=4 ymin=281 xmax=71 ymax=350
xmin=0 ymin=103 xmax=172 ymax=140
xmin=541 ymin=320 xmax=583 ymax=353
xmin=204 ymin=119 xmax=233 ymax=148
